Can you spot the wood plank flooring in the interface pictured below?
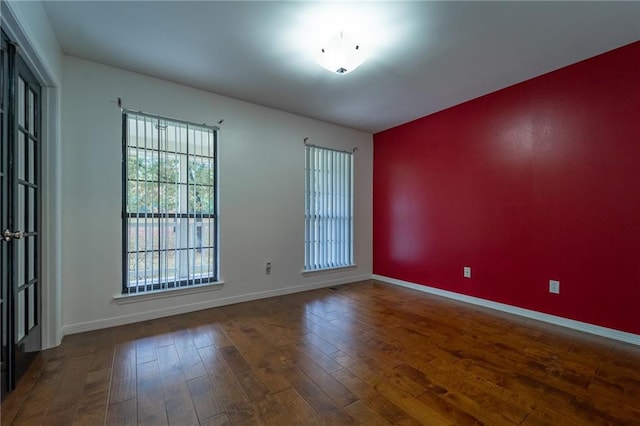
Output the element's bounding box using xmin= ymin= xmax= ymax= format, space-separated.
xmin=2 ymin=280 xmax=639 ymax=425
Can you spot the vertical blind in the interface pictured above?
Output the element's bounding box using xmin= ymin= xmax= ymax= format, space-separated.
xmin=123 ymin=111 xmax=218 ymax=294
xmin=304 ymin=145 xmax=354 ymax=271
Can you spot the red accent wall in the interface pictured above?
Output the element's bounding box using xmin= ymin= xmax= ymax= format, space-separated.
xmin=373 ymin=42 xmax=640 ymax=335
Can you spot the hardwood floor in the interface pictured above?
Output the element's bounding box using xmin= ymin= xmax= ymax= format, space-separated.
xmin=2 ymin=280 xmax=639 ymax=425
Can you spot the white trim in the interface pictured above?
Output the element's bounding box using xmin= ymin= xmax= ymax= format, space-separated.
xmin=2 ymin=2 xmax=59 ymax=87
xmin=114 ymin=281 xmax=225 ymax=304
xmin=302 ymin=264 xmax=357 ymax=276
xmin=40 ymin=86 xmax=63 ymax=348
xmin=373 ymin=274 xmax=640 ymax=346
xmin=62 ymin=274 xmax=371 ymax=336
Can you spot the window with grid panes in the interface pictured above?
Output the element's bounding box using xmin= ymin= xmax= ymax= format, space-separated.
xmin=122 ymin=111 xmax=218 ymax=294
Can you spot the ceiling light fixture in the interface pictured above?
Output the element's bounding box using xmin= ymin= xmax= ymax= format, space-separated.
xmin=315 ymin=31 xmax=367 ymax=75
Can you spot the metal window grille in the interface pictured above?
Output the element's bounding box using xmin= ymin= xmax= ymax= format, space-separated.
xmin=122 ymin=111 xmax=218 ymax=294
xmin=304 ymin=145 xmax=353 ymax=271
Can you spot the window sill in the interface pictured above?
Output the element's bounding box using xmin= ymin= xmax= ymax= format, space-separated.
xmin=302 ymin=264 xmax=357 ymax=276
xmin=113 ymin=281 xmax=224 ymax=304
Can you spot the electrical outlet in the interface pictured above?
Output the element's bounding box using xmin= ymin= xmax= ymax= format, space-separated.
xmin=266 ymin=261 xmax=272 ymax=275
xmin=549 ymin=280 xmax=560 ymax=294
xmin=463 ymin=266 xmax=471 ymax=278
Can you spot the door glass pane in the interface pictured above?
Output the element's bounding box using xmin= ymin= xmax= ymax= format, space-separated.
xmin=28 ymin=90 xmax=35 ymax=136
xmin=28 ymin=137 xmax=36 ymax=184
xmin=17 ymin=77 xmax=24 ymax=127
xmin=28 ymin=187 xmax=35 ymax=232
xmin=16 ymin=238 xmax=25 ymax=287
xmin=28 ymin=285 xmax=35 ymax=330
xmin=28 ymin=241 xmax=35 ymax=282
xmin=16 ymin=184 xmax=24 ymax=232
xmin=16 ymin=290 xmax=25 ymax=341
xmin=17 ymin=132 xmax=24 ymax=180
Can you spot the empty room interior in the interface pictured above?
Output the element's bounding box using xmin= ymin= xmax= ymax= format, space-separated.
xmin=1 ymin=1 xmax=639 ymax=425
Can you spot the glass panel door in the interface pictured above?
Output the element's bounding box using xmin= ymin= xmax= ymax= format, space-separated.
xmin=1 ymin=32 xmax=42 ymax=397
xmin=12 ymin=47 xmax=42 ymax=382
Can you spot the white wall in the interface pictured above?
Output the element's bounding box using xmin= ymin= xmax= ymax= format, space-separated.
xmin=61 ymin=56 xmax=373 ymax=334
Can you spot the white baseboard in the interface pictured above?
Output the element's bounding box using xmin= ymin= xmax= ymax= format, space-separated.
xmin=372 ymin=274 xmax=640 ymax=346
xmin=62 ymin=274 xmax=371 ymax=336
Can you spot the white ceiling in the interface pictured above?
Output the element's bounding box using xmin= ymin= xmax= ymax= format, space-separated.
xmin=43 ymin=1 xmax=639 ymax=133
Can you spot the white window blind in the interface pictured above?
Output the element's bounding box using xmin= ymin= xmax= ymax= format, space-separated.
xmin=305 ymin=145 xmax=354 ymax=271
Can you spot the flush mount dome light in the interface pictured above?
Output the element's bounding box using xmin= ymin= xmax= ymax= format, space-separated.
xmin=315 ymin=31 xmax=367 ymax=75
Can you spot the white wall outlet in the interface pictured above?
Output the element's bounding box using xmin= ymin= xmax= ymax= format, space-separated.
xmin=549 ymin=280 xmax=560 ymax=294
xmin=463 ymin=266 xmax=471 ymax=278
xmin=266 ymin=261 xmax=272 ymax=275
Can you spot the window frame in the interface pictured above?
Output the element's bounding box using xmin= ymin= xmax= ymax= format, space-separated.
xmin=121 ymin=110 xmax=219 ymax=295
xmin=304 ymin=144 xmax=354 ymax=272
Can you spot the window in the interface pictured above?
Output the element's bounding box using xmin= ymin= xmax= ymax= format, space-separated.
xmin=122 ymin=111 xmax=218 ymax=294
xmin=304 ymin=145 xmax=354 ymax=271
